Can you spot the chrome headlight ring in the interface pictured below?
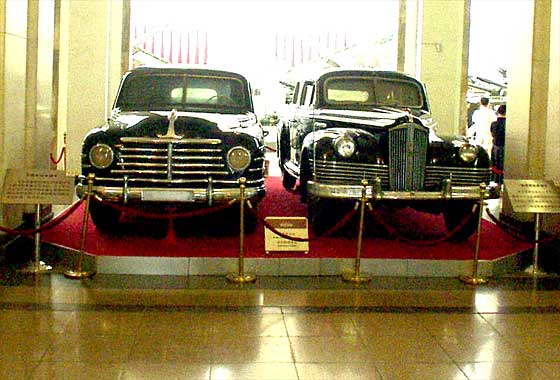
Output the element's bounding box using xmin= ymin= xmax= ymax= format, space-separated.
xmin=334 ymin=135 xmax=356 ymax=158
xmin=458 ymin=144 xmax=478 ymax=163
xmin=227 ymin=146 xmax=251 ymax=172
xmin=89 ymin=143 xmax=114 ymax=169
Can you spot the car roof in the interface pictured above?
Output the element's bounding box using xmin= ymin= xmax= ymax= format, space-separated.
xmin=127 ymin=65 xmax=250 ymax=81
xmin=292 ymin=67 xmax=419 ymax=83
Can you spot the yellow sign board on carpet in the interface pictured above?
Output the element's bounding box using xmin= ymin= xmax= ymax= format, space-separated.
xmin=264 ymin=217 xmax=309 ymax=254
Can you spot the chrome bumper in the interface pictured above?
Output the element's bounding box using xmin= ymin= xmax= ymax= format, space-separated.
xmin=76 ymin=183 xmax=265 ymax=204
xmin=308 ymin=181 xmax=500 ymax=201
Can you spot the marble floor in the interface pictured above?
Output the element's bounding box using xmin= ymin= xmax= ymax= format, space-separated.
xmin=1 ymin=266 xmax=560 ymax=380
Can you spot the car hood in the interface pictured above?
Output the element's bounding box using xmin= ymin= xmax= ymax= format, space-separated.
xmin=312 ymin=107 xmax=413 ymax=127
xmin=110 ymin=110 xmax=258 ymax=134
xmin=311 ymin=107 xmax=444 ymax=141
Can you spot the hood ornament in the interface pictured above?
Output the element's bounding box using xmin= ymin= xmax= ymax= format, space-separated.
xmin=157 ymin=109 xmax=183 ymax=139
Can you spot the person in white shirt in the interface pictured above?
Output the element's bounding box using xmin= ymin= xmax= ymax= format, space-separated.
xmin=467 ymin=97 xmax=496 ymax=155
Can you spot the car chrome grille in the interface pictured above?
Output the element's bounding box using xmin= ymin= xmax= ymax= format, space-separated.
xmin=313 ymin=162 xmax=491 ymax=190
xmin=112 ymin=137 xmax=230 ymax=187
xmin=388 ymin=123 xmax=428 ymax=191
xmin=425 ymin=166 xmax=491 ymax=187
xmin=312 ymin=159 xmax=390 ymax=188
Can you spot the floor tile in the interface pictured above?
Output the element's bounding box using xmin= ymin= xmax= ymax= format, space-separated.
xmin=29 ymin=361 xmax=123 ymax=380
xmin=284 ymin=312 xmax=357 ymax=336
xmin=120 ymin=361 xmax=211 ymax=380
xmin=481 ymin=313 xmax=560 ymax=337
xmin=435 ymin=333 xmax=529 ymax=362
xmin=536 ymin=362 xmax=560 ymax=379
xmin=213 ymin=336 xmax=293 ymax=363
xmin=209 ymin=363 xmax=298 ymax=380
xmin=458 ymin=361 xmax=549 ymax=380
xmin=296 ymin=362 xmax=383 ymax=379
xmin=376 ymin=362 xmax=469 ymax=380
xmin=290 ymin=335 xmax=373 ymax=363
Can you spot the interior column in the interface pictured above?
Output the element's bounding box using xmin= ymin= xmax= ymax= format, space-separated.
xmin=419 ymin=0 xmax=470 ymax=136
xmin=502 ymin=0 xmax=558 ymax=232
xmin=57 ymin=0 xmax=126 ymax=176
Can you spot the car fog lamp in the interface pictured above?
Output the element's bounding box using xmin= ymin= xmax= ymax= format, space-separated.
xmin=459 ymin=144 xmax=478 ymax=163
xmin=334 ymin=136 xmax=356 ymax=158
xmin=227 ymin=146 xmax=251 ymax=171
xmin=89 ymin=144 xmax=114 ymax=169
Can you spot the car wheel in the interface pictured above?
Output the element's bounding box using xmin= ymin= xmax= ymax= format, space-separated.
xmin=443 ymin=202 xmax=480 ymax=241
xmin=222 ymin=203 xmax=259 ymax=234
xmin=281 ymin=170 xmax=297 ymax=190
xmin=89 ymin=199 xmax=122 ymax=233
xmin=243 ymin=205 xmax=258 ymax=233
xmin=307 ymin=195 xmax=351 ymax=235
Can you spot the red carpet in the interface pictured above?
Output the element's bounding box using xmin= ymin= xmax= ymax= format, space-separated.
xmin=42 ymin=176 xmax=530 ymax=260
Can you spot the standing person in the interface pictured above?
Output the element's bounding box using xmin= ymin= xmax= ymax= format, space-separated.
xmin=490 ymin=104 xmax=506 ymax=184
xmin=468 ymin=96 xmax=496 ymax=155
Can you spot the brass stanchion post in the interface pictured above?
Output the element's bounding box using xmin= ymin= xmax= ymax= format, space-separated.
xmin=460 ymin=183 xmax=487 ymax=285
xmin=525 ymin=212 xmax=548 ymax=277
xmin=64 ymin=173 xmax=96 ymax=279
xmin=342 ymin=179 xmax=371 ymax=283
xmin=226 ymin=177 xmax=256 ymax=283
xmin=63 ymin=132 xmax=67 ymax=174
xmin=20 ymin=203 xmax=52 ymax=274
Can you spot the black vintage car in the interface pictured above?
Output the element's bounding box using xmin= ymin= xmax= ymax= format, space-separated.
xmin=76 ymin=66 xmax=266 ymax=232
xmin=278 ymin=69 xmax=497 ymax=239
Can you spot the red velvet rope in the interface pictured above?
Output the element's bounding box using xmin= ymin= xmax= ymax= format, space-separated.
xmin=0 ymin=197 xmax=85 ymax=236
xmin=485 ymin=208 xmax=558 ymax=244
xmin=245 ymin=200 xmax=358 ymax=241
xmin=50 ymin=147 xmax=66 ymax=165
xmin=96 ymin=198 xmax=237 ymax=220
xmin=368 ymin=204 xmax=478 ymax=246
xmin=491 ymin=166 xmax=504 ymax=175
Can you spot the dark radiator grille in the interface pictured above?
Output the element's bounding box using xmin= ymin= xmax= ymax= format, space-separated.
xmin=388 ymin=123 xmax=428 ymax=191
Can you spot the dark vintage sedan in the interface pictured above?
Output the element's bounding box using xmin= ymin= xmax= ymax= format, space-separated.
xmin=76 ymin=66 xmax=266 ymax=233
xmin=278 ymin=68 xmax=498 ymax=239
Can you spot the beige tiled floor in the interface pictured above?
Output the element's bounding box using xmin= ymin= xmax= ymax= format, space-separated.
xmin=1 ymin=271 xmax=560 ymax=380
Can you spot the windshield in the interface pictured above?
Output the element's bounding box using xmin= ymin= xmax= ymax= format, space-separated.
xmin=323 ymin=76 xmax=424 ymax=108
xmin=115 ymin=73 xmax=251 ymax=113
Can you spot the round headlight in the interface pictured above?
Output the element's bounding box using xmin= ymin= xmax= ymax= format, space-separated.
xmin=458 ymin=144 xmax=478 ymax=163
xmin=227 ymin=146 xmax=251 ymax=172
xmin=334 ymin=135 xmax=356 ymax=158
xmin=89 ymin=144 xmax=114 ymax=169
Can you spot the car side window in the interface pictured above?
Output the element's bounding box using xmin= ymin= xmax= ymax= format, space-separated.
xmin=301 ymin=82 xmax=315 ymax=106
xmin=291 ymin=82 xmax=301 ymax=105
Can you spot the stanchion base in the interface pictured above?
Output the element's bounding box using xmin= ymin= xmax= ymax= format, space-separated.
xmin=342 ymin=271 xmax=371 ymax=283
xmin=64 ymin=269 xmax=96 ymax=280
xmin=226 ymin=273 xmax=257 ymax=283
xmin=459 ymin=275 xmax=487 ymax=285
xmin=19 ymin=261 xmax=52 ymax=274
xmin=524 ymin=265 xmax=550 ymax=277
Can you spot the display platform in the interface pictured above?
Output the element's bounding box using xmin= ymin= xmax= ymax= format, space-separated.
xmin=41 ymin=176 xmax=532 ymax=277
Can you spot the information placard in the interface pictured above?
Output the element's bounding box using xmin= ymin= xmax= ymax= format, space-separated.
xmin=504 ymin=179 xmax=560 ymax=214
xmin=264 ymin=217 xmax=309 ymax=254
xmin=2 ymin=169 xmax=74 ymax=205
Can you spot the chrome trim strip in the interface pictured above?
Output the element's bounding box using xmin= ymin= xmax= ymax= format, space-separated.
xmin=172 ymin=163 xmax=225 ymax=168
xmin=77 ymin=184 xmax=265 ymax=202
xmin=119 ymin=155 xmax=168 ymax=160
xmin=308 ymin=181 xmax=496 ymax=200
xmin=111 ymin=170 xmax=230 ymax=176
xmin=120 ymin=137 xmax=222 ymax=144
xmin=87 ymin=177 xmax=264 ymax=186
